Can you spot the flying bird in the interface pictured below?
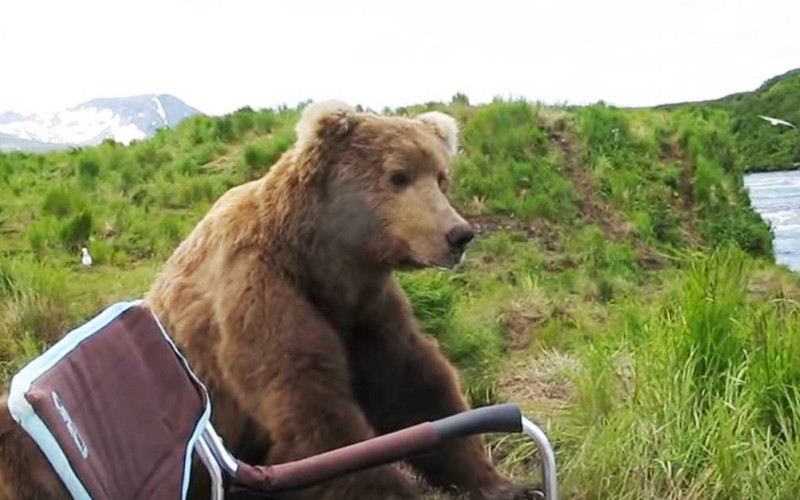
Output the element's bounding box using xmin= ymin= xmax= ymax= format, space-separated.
xmin=758 ymin=115 xmax=796 ymax=128
xmin=81 ymin=247 xmax=93 ymax=267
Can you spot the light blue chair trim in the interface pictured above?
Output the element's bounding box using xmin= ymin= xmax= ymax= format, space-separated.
xmin=6 ymin=300 xmax=213 ymax=500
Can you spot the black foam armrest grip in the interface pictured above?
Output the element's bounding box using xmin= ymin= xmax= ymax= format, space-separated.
xmin=431 ymin=403 xmax=522 ymax=440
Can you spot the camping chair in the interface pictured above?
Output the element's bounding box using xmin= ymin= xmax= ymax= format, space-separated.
xmin=6 ymin=300 xmax=558 ymax=499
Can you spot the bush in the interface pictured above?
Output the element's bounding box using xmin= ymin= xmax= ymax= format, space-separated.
xmin=452 ymin=101 xmax=580 ymax=221
xmin=59 ymin=210 xmax=93 ymax=250
xmin=27 ymin=225 xmax=47 ymax=261
xmin=42 ymin=187 xmax=80 ymax=217
xmin=461 ymin=100 xmax=549 ymax=161
xmin=577 ymin=103 xmax=632 ymax=158
xmin=77 ymin=155 xmax=101 ymax=185
xmin=84 ymin=240 xmax=110 ymax=265
xmin=694 ymin=156 xmax=724 ymax=208
xmin=700 ymin=206 xmax=774 ymax=259
xmin=242 ymin=129 xmax=295 ymax=178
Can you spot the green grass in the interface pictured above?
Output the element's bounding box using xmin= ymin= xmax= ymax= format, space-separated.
xmin=659 ymin=67 xmax=800 ymax=172
xmin=0 ymin=97 xmax=790 ymax=499
xmin=453 ymin=100 xmax=580 ymax=221
xmin=542 ymin=246 xmax=800 ymax=499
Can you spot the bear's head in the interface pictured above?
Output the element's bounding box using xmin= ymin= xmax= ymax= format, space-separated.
xmin=293 ymin=100 xmax=474 ymax=271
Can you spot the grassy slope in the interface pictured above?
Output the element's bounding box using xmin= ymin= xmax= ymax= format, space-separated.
xmin=657 ymin=68 xmax=800 ymax=172
xmin=1 ymin=98 xmax=799 ymax=498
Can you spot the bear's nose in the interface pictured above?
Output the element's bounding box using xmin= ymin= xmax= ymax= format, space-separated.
xmin=446 ymin=224 xmax=475 ymax=251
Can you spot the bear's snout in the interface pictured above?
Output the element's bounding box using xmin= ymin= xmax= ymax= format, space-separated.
xmin=446 ymin=223 xmax=475 ymax=253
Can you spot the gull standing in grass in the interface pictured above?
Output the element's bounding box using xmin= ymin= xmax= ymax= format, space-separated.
xmin=81 ymin=247 xmax=93 ymax=268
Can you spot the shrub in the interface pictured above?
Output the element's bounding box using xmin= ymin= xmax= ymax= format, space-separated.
xmin=242 ymin=130 xmax=295 ymax=178
xmin=27 ymin=225 xmax=47 ymax=261
xmin=59 ymin=210 xmax=93 ymax=250
xmin=77 ymin=155 xmax=101 ymax=185
xmin=42 ymin=186 xmax=79 ymax=217
xmin=577 ymin=103 xmax=632 ymax=159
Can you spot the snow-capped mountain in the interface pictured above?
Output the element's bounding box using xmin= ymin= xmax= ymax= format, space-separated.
xmin=0 ymin=94 xmax=203 ymax=152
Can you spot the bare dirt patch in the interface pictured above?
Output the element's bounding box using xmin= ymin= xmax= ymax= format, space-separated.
xmin=747 ymin=267 xmax=800 ymax=302
xmin=499 ymin=295 xmax=553 ymax=350
xmin=542 ymin=127 xmax=633 ymax=240
xmin=496 ymin=349 xmax=579 ymax=421
xmin=467 ymin=216 xmax=561 ymax=252
xmin=660 ymin=138 xmax=700 ymax=245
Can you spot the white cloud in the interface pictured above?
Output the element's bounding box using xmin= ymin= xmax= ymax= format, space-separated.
xmin=1 ymin=0 xmax=798 ymax=116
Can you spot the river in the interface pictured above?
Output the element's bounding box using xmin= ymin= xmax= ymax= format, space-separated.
xmin=744 ymin=170 xmax=800 ymax=272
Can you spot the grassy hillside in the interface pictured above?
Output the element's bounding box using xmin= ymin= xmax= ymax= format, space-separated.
xmin=659 ymin=68 xmax=800 ymax=172
xmin=2 ymin=98 xmax=799 ymax=499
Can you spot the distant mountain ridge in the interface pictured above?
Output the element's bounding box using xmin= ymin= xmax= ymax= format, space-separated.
xmin=0 ymin=94 xmax=203 ymax=152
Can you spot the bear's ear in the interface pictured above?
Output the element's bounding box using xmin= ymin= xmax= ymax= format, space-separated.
xmin=415 ymin=111 xmax=459 ymax=158
xmin=295 ymin=100 xmax=358 ymax=149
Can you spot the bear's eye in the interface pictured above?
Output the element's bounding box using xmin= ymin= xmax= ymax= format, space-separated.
xmin=390 ymin=171 xmax=412 ymax=188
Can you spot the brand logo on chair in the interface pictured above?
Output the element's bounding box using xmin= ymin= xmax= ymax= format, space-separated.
xmin=51 ymin=391 xmax=89 ymax=459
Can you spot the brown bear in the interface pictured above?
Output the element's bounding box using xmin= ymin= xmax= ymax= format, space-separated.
xmin=0 ymin=101 xmax=540 ymax=500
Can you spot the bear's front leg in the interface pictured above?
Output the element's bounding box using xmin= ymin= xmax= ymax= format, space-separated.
xmin=351 ymin=279 xmax=542 ymax=500
xmin=215 ymin=278 xmax=421 ymax=500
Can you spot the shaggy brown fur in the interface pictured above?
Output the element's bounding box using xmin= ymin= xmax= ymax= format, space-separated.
xmin=0 ymin=102 xmax=539 ymax=499
xmin=0 ymin=396 xmax=75 ymax=500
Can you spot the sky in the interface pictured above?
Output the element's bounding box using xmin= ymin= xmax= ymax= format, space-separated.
xmin=1 ymin=0 xmax=799 ymax=116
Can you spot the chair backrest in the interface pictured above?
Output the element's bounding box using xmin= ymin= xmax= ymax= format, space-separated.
xmin=6 ymin=300 xmax=212 ymax=500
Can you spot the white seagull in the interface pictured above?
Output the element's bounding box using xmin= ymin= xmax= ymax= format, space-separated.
xmin=758 ymin=115 xmax=796 ymax=128
xmin=81 ymin=247 xmax=93 ymax=267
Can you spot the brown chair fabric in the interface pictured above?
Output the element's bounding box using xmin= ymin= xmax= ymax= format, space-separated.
xmin=8 ymin=302 xmax=210 ymax=500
